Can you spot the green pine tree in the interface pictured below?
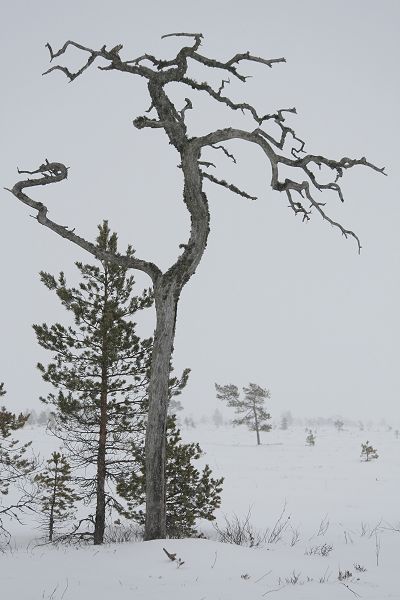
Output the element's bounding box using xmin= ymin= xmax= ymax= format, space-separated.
xmin=0 ymin=383 xmax=35 ymax=539
xmin=34 ymin=222 xmax=153 ymax=545
xmin=35 ymin=451 xmax=79 ymax=541
xmin=305 ymin=429 xmax=316 ymax=446
xmin=116 ymin=415 xmax=223 ymax=538
xmin=34 ymin=221 xmax=213 ymax=544
xmin=216 ymin=382 xmax=271 ymax=445
xmin=360 ymin=441 xmax=378 ymax=461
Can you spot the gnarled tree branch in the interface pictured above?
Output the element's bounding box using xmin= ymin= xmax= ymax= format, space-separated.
xmin=194 ymin=127 xmax=385 ymax=253
xmin=7 ymin=161 xmax=161 ymax=282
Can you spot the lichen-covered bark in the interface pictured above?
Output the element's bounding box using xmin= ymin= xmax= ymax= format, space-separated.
xmin=144 ymin=142 xmax=210 ymax=539
xmin=143 ymin=288 xmax=175 ymax=539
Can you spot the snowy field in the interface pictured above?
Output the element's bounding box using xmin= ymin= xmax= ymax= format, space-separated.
xmin=2 ymin=422 xmax=399 ymax=599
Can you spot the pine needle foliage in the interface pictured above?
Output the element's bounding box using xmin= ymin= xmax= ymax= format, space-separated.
xmin=305 ymin=429 xmax=316 ymax=446
xmin=33 ymin=222 xmax=153 ymax=544
xmin=0 ymin=383 xmax=36 ymax=541
xmin=334 ymin=419 xmax=344 ymax=432
xmin=215 ymin=382 xmax=271 ymax=445
xmin=116 ymin=415 xmax=223 ymax=538
xmin=33 ymin=221 xmax=209 ymax=543
xmin=0 ymin=385 xmax=33 ymax=496
xmin=35 ymin=451 xmax=79 ymax=541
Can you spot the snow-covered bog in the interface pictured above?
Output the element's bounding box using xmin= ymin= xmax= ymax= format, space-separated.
xmin=2 ymin=423 xmax=399 ymax=599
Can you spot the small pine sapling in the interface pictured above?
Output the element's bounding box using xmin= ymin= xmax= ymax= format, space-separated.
xmin=35 ymin=451 xmax=79 ymax=541
xmin=305 ymin=429 xmax=316 ymax=446
xmin=0 ymin=383 xmax=36 ymax=540
xmin=360 ymin=441 xmax=378 ymax=462
xmin=215 ymin=382 xmax=271 ymax=445
xmin=0 ymin=390 xmax=32 ymax=496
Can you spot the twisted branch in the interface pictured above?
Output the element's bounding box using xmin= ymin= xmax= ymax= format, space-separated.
xmin=24 ymin=34 xmax=386 ymax=261
xmin=6 ymin=161 xmax=161 ymax=281
xmin=195 ymin=128 xmax=385 ymax=252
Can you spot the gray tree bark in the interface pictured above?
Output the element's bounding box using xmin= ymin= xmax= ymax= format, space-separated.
xmin=253 ymin=403 xmax=261 ymax=446
xmin=8 ymin=33 xmax=385 ymax=540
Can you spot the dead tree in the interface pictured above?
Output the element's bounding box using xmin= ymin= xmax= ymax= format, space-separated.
xmin=7 ymin=33 xmax=385 ymax=540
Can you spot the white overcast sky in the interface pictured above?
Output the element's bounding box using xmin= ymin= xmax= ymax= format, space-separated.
xmin=1 ymin=0 xmax=399 ymax=422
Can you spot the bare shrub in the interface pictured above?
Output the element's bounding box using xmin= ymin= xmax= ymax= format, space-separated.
xmin=277 ymin=571 xmax=302 ymax=586
xmin=214 ymin=510 xmax=267 ymax=548
xmin=289 ymin=527 xmax=301 ymax=547
xmin=104 ymin=522 xmax=143 ymax=544
xmin=214 ymin=503 xmax=291 ymax=548
xmin=310 ymin=514 xmax=330 ymax=539
xmin=305 ymin=543 xmax=333 ymax=557
xmin=285 ymin=570 xmax=301 ymax=585
xmin=267 ymin=503 xmax=291 ymax=544
xmin=319 ymin=567 xmax=331 ymax=583
xmin=359 ymin=522 xmax=368 ymax=536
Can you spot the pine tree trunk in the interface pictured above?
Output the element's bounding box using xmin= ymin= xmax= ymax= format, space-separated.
xmin=142 ymin=144 xmax=210 ymax=540
xmin=253 ymin=404 xmax=261 ymax=446
xmin=49 ymin=507 xmax=54 ymax=542
xmin=49 ymin=470 xmax=57 ymax=542
xmin=144 ymin=288 xmax=177 ymax=540
xmin=94 ymin=383 xmax=107 ymax=545
xmin=94 ymin=290 xmax=109 ymax=545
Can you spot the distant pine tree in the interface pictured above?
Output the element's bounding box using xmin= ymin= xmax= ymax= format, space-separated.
xmin=168 ymin=398 xmax=184 ymax=414
xmin=37 ymin=410 xmax=49 ymax=427
xmin=35 ymin=452 xmax=79 ymax=541
xmin=280 ymin=416 xmax=288 ymax=430
xmin=116 ymin=415 xmax=223 ymax=537
xmin=334 ymin=419 xmax=344 ymax=432
xmin=215 ymin=382 xmax=271 ymax=445
xmin=212 ymin=408 xmax=224 ymax=428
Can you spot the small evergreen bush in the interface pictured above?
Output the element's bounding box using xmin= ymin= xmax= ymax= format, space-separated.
xmin=360 ymin=441 xmax=378 ymax=461
xmin=35 ymin=451 xmax=79 ymax=541
xmin=305 ymin=429 xmax=316 ymax=446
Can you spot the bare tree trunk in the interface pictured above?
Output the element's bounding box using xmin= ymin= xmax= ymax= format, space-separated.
xmin=144 ymin=286 xmax=177 ymax=540
xmin=144 ymin=144 xmax=209 ymax=539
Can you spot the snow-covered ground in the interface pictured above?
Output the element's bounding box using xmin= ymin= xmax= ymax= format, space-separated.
xmin=2 ymin=422 xmax=399 ymax=599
